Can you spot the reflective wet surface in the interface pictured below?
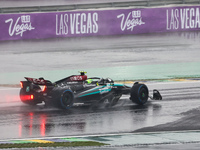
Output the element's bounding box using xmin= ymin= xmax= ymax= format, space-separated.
xmin=0 ymin=81 xmax=200 ymax=140
xmin=0 ymin=31 xmax=200 ymax=145
xmin=1 ymin=32 xmax=200 ymax=84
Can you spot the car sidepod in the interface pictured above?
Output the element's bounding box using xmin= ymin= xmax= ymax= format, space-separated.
xmin=75 ymin=85 xmax=112 ymax=103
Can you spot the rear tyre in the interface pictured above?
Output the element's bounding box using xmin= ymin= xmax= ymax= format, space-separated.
xmin=59 ymin=90 xmax=74 ymax=109
xmin=130 ymin=83 xmax=149 ymax=105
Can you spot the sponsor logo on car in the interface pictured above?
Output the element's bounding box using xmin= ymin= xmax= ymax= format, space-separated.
xmin=99 ymin=87 xmax=111 ymax=94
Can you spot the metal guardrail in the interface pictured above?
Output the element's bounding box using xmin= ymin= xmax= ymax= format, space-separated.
xmin=0 ymin=0 xmax=200 ymax=14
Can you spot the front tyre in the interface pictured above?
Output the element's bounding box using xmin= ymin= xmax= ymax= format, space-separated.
xmin=130 ymin=83 xmax=149 ymax=105
xmin=59 ymin=90 xmax=74 ymax=109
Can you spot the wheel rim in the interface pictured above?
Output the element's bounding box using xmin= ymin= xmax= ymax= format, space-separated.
xmin=60 ymin=91 xmax=74 ymax=109
xmin=63 ymin=94 xmax=72 ymax=106
xmin=139 ymin=87 xmax=148 ymax=103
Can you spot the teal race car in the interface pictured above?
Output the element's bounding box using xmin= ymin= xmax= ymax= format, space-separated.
xmin=20 ymin=71 xmax=162 ymax=109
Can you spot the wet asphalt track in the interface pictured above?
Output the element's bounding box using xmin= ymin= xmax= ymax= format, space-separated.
xmin=0 ymin=32 xmax=200 ymax=149
xmin=1 ymin=31 xmax=200 ymax=84
xmin=0 ymin=81 xmax=200 ymax=141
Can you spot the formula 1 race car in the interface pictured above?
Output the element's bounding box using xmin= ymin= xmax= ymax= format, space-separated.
xmin=19 ymin=71 xmax=162 ymax=109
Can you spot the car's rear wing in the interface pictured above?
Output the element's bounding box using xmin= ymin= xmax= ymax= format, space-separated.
xmin=24 ymin=77 xmax=53 ymax=86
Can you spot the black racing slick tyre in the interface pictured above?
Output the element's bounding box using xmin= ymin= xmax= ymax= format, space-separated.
xmin=59 ymin=90 xmax=74 ymax=109
xmin=130 ymin=83 xmax=149 ymax=105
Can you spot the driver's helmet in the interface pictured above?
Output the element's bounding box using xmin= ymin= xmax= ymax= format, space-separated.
xmin=86 ymin=79 xmax=93 ymax=84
